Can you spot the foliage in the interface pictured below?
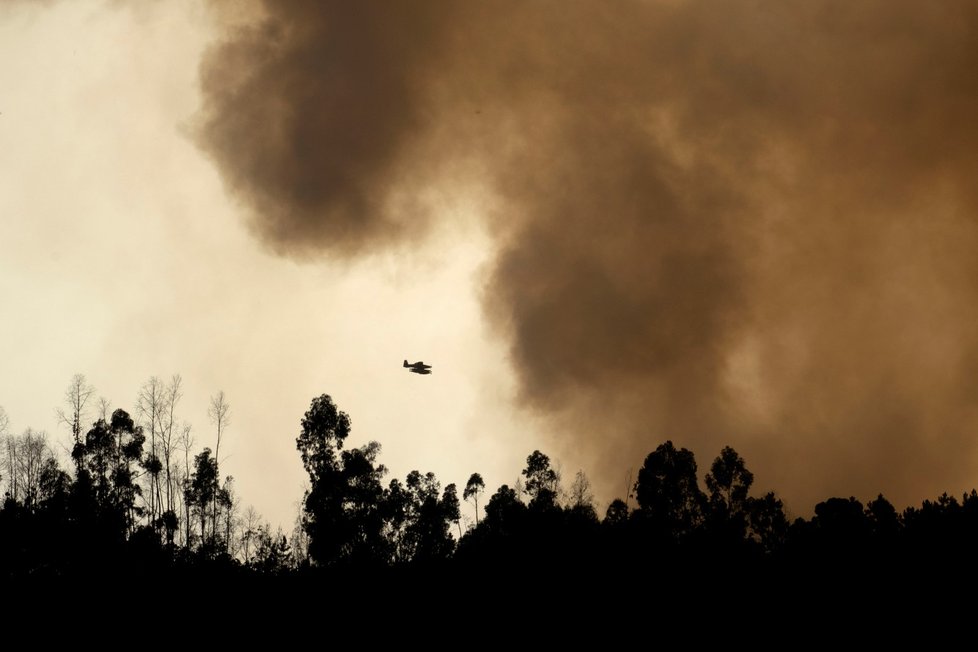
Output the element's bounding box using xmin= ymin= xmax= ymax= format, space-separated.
xmin=634 ymin=440 xmax=704 ymax=539
xmin=5 ymin=387 xmax=978 ymax=585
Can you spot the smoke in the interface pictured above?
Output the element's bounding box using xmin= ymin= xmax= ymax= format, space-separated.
xmin=196 ymin=0 xmax=978 ymax=511
xmin=195 ymin=1 xmax=465 ymax=257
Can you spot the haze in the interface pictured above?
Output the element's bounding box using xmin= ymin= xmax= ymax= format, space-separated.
xmin=3 ymin=1 xmax=978 ymax=528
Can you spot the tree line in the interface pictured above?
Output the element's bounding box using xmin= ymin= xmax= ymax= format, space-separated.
xmin=0 ymin=375 xmax=294 ymax=578
xmin=4 ymin=385 xmax=978 ymax=580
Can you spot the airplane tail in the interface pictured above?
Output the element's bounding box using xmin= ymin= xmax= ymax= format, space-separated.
xmin=403 ymin=359 xmax=409 ymax=367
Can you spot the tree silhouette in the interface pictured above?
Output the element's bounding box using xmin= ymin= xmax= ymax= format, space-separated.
xmin=177 ymin=422 xmax=195 ymax=548
xmin=38 ymin=457 xmax=71 ymax=511
xmin=399 ymin=470 xmax=456 ymax=563
xmin=56 ymin=374 xmax=95 ymax=446
xmin=482 ymin=484 xmax=525 ymax=537
xmin=522 ymin=450 xmax=560 ymax=510
xmin=208 ymin=389 xmax=230 ymax=541
xmin=463 ymin=472 xmax=485 ymax=526
xmin=188 ymin=448 xmax=220 ymax=551
xmin=746 ymin=491 xmax=788 ymax=553
xmin=6 ymin=429 xmax=50 ymax=511
xmin=296 ymin=394 xmax=350 ymax=565
xmin=157 ymin=375 xmax=183 ymax=534
xmin=70 ymin=409 xmax=145 ymax=538
xmin=337 ymin=441 xmax=388 ymax=564
xmin=14 ymin=379 xmax=978 ymax=586
xmin=567 ymin=470 xmax=597 ymax=522
xmin=604 ymin=498 xmax=629 ymax=525
xmin=252 ymin=525 xmax=292 ymax=574
xmin=296 ymin=394 xmax=388 ymax=566
xmin=792 ymin=496 xmax=872 ymax=565
xmin=866 ymin=493 xmax=900 ymax=540
xmin=634 ymin=441 xmax=704 ymax=540
xmin=136 ymin=376 xmax=166 ymax=524
xmin=443 ymin=483 xmax=461 ymax=540
xmin=705 ymin=446 xmax=754 ymax=543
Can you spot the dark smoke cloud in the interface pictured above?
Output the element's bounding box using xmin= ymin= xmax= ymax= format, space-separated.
xmin=195 ymin=1 xmax=463 ymax=257
xmin=197 ymin=0 xmax=978 ymax=512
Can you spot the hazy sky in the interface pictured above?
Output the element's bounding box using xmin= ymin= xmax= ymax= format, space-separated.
xmin=4 ymin=1 xmax=978 ymax=529
xmin=0 ymin=1 xmax=542 ymax=530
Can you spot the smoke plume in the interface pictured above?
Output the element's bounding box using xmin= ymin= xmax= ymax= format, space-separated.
xmin=197 ymin=0 xmax=978 ymax=511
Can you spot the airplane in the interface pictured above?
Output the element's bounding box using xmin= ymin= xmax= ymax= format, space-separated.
xmin=404 ymin=360 xmax=432 ymax=375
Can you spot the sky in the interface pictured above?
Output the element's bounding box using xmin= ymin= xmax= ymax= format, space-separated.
xmin=0 ymin=1 xmax=541 ymax=530
xmin=3 ymin=1 xmax=978 ymax=529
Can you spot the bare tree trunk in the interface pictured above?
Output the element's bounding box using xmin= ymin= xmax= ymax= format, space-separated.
xmin=57 ymin=374 xmax=95 ymax=445
xmin=13 ymin=429 xmax=47 ymax=512
xmin=241 ymin=506 xmax=261 ymax=564
xmin=208 ymin=391 xmax=230 ymax=541
xmin=5 ymin=435 xmax=17 ymax=502
xmin=138 ymin=376 xmax=163 ymax=524
xmin=223 ymin=478 xmax=236 ymax=555
xmin=97 ymin=396 xmax=111 ymax=421
xmin=0 ymin=406 xmax=9 ymax=498
xmin=623 ymin=467 xmax=634 ymax=511
xmin=160 ymin=375 xmax=182 ymax=516
xmin=179 ymin=423 xmax=194 ymax=548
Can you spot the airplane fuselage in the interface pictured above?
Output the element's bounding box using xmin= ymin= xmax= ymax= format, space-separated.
xmin=404 ymin=359 xmax=432 ymax=374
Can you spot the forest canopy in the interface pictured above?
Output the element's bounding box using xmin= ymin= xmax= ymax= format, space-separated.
xmin=3 ymin=381 xmax=978 ymax=582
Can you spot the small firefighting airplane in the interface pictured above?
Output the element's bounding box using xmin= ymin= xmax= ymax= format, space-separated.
xmin=403 ymin=360 xmax=432 ymax=375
